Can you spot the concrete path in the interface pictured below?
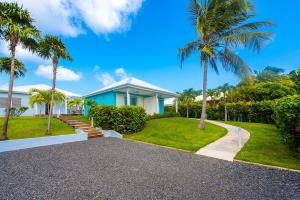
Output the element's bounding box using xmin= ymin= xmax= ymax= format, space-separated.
xmin=196 ymin=120 xmax=250 ymax=161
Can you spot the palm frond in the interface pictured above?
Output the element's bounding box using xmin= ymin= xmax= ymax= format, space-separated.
xmin=178 ymin=40 xmax=199 ymax=68
xmin=218 ymin=47 xmax=251 ymax=79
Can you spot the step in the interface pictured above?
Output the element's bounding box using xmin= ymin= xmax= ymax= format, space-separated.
xmin=88 ymin=133 xmax=103 ymax=139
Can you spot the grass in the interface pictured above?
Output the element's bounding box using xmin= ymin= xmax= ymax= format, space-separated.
xmin=225 ymin=121 xmax=300 ymax=170
xmin=125 ymin=117 xmax=227 ymax=152
xmin=67 ymin=115 xmax=90 ymax=124
xmin=0 ymin=116 xmax=74 ymax=140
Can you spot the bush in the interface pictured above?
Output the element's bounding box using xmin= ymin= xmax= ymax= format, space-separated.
xmin=113 ymin=106 xmax=147 ymax=134
xmin=272 ymin=95 xmax=300 ymax=150
xmin=147 ymin=111 xmax=180 ymax=120
xmin=89 ymin=105 xmax=116 ymax=129
xmin=89 ymin=105 xmax=147 ymax=134
xmin=6 ymin=106 xmax=28 ymax=119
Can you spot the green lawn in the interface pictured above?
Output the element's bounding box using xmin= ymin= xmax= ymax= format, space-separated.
xmin=225 ymin=121 xmax=300 ymax=170
xmin=125 ymin=117 xmax=227 ymax=152
xmin=67 ymin=115 xmax=90 ymax=124
xmin=0 ymin=116 xmax=74 ymax=140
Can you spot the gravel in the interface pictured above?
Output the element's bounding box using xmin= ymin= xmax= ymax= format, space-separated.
xmin=0 ymin=138 xmax=299 ymax=200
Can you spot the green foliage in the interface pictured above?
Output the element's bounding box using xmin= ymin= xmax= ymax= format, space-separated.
xmin=112 ymin=106 xmax=147 ymax=134
xmin=90 ymin=105 xmax=147 ymax=134
xmin=147 ymin=111 xmax=180 ymax=120
xmin=227 ymin=101 xmax=274 ymax=123
xmin=272 ymin=95 xmax=300 ymax=150
xmin=6 ymin=106 xmax=28 ymax=119
xmin=89 ymin=105 xmax=116 ymax=130
xmin=0 ymin=57 xmax=26 ymax=78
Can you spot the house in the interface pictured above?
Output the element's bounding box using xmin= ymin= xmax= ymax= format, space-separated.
xmin=0 ymin=84 xmax=81 ymax=116
xmin=84 ymin=77 xmax=178 ymax=116
xmin=165 ymin=93 xmax=224 ymax=107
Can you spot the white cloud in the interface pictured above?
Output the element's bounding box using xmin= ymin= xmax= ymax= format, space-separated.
xmin=0 ymin=41 xmax=50 ymax=64
xmin=4 ymin=0 xmax=144 ymax=36
xmin=115 ymin=67 xmax=127 ymax=79
xmin=35 ymin=65 xmax=82 ymax=81
xmin=93 ymin=65 xmax=100 ymax=72
xmin=95 ymin=73 xmax=116 ymax=86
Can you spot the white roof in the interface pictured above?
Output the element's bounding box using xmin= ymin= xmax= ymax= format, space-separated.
xmin=164 ymin=92 xmax=224 ymax=106
xmin=0 ymin=84 xmax=81 ymax=97
xmin=86 ymin=77 xmax=177 ymax=97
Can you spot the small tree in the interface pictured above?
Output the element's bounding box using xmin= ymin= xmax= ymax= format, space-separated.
xmin=29 ymin=89 xmax=66 ymax=117
xmin=218 ymin=83 xmax=234 ymax=121
xmin=178 ymin=88 xmax=201 ymax=118
xmin=68 ymin=98 xmax=83 ymax=114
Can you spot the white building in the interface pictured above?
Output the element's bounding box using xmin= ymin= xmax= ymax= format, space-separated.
xmin=0 ymin=84 xmax=81 ymax=116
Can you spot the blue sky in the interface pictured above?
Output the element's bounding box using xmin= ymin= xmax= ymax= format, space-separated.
xmin=1 ymin=0 xmax=300 ymax=95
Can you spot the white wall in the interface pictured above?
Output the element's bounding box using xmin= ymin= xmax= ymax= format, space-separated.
xmin=144 ymin=96 xmax=158 ymax=115
xmin=0 ymin=92 xmax=68 ymax=116
xmin=116 ymin=93 xmax=125 ymax=106
xmin=0 ymin=93 xmax=34 ymax=116
xmin=137 ymin=96 xmax=144 ymax=107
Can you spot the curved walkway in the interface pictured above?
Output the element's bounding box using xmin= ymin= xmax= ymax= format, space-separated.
xmin=196 ymin=120 xmax=250 ymax=161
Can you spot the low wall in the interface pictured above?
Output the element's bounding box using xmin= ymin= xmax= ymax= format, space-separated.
xmin=0 ymin=130 xmax=88 ymax=153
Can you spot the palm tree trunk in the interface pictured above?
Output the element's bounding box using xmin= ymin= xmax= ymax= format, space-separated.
xmin=1 ymin=44 xmax=16 ymax=140
xmin=224 ymin=93 xmax=228 ymax=122
xmin=199 ymin=60 xmax=208 ymax=129
xmin=47 ymin=58 xmax=58 ymax=134
xmin=187 ymin=107 xmax=189 ymax=118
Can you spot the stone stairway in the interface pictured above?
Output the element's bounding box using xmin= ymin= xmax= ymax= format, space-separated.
xmin=59 ymin=115 xmax=103 ymax=139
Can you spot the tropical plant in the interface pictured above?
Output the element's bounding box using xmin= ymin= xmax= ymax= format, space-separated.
xmin=0 ymin=57 xmax=26 ymax=78
xmin=0 ymin=2 xmax=40 ymax=140
xmin=67 ymin=98 xmax=83 ymax=114
xmin=6 ymin=106 xmax=28 ymax=119
xmin=218 ymin=83 xmax=234 ymax=121
xmin=206 ymin=89 xmax=218 ymax=107
xmin=29 ymin=89 xmax=66 ymax=117
xmin=178 ymin=0 xmax=273 ymax=128
xmin=178 ymin=88 xmax=201 ymax=118
xmin=255 ymin=66 xmax=284 ymax=82
xmin=37 ymin=35 xmax=72 ymax=134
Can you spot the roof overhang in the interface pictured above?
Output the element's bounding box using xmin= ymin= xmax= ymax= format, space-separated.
xmin=84 ymin=83 xmax=178 ymax=98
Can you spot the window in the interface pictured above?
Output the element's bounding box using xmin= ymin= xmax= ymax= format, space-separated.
xmin=0 ymin=97 xmax=22 ymax=108
xmin=130 ymin=97 xmax=137 ymax=106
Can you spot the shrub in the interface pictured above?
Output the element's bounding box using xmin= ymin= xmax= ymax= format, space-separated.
xmin=147 ymin=111 xmax=180 ymax=120
xmin=89 ymin=105 xmax=116 ymax=129
xmin=272 ymin=95 xmax=300 ymax=150
xmin=6 ymin=106 xmax=28 ymax=119
xmin=112 ymin=106 xmax=147 ymax=134
xmin=89 ymin=105 xmax=147 ymax=134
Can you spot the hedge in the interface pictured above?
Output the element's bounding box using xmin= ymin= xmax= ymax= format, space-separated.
xmin=272 ymin=95 xmax=300 ymax=150
xmin=89 ymin=105 xmax=147 ymax=134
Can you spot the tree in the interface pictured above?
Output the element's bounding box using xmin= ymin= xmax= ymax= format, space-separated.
xmin=178 ymin=0 xmax=273 ymax=129
xmin=29 ymin=89 xmax=66 ymax=116
xmin=0 ymin=57 xmax=26 ymax=78
xmin=206 ymin=89 xmax=217 ymax=107
xmin=83 ymin=99 xmax=97 ymax=118
xmin=0 ymin=2 xmax=39 ymax=140
xmin=218 ymin=83 xmax=234 ymax=121
xmin=255 ymin=66 xmax=285 ymax=82
xmin=68 ymin=98 xmax=83 ymax=114
xmin=178 ymin=88 xmax=201 ymax=118
xmin=37 ymin=35 xmax=72 ymax=134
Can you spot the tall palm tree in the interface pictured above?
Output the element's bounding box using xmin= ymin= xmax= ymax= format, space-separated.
xmin=37 ymin=35 xmax=72 ymax=134
xmin=0 ymin=57 xmax=26 ymax=78
xmin=0 ymin=2 xmax=39 ymax=140
xmin=178 ymin=0 xmax=273 ymax=129
xmin=29 ymin=89 xmax=66 ymax=116
xmin=218 ymin=83 xmax=234 ymax=121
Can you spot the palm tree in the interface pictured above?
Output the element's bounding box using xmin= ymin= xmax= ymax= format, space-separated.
xmin=206 ymin=89 xmax=217 ymax=107
xmin=0 ymin=57 xmax=26 ymax=78
xmin=67 ymin=98 xmax=83 ymax=114
xmin=83 ymin=99 xmax=97 ymax=118
xmin=178 ymin=88 xmax=201 ymax=118
xmin=0 ymin=2 xmax=39 ymax=140
xmin=29 ymin=89 xmax=66 ymax=116
xmin=37 ymin=35 xmax=72 ymax=134
xmin=178 ymin=0 xmax=273 ymax=129
xmin=218 ymin=83 xmax=234 ymax=121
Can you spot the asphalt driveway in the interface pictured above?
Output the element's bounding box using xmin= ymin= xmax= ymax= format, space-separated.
xmin=0 ymin=138 xmax=299 ymax=200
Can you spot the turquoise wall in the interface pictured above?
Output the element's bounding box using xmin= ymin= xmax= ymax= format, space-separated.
xmin=159 ymin=98 xmax=164 ymax=114
xmin=84 ymin=91 xmax=116 ymax=117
